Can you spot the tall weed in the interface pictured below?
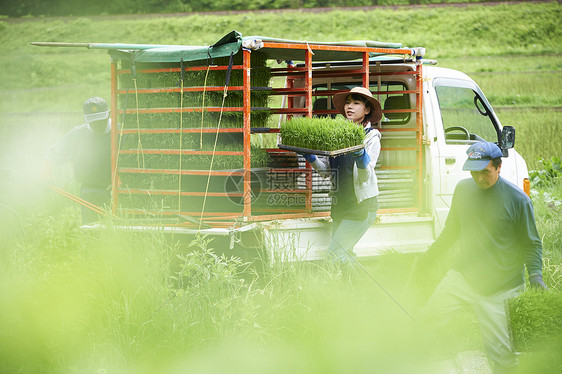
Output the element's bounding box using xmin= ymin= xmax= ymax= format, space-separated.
xmin=531 ymin=167 xmax=562 ymax=284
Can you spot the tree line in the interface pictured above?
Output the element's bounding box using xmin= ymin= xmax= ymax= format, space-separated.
xmin=0 ymin=0 xmax=518 ymax=18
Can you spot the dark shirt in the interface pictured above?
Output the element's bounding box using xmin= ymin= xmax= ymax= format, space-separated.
xmin=329 ymin=150 xmax=378 ymax=222
xmin=330 ymin=153 xmax=356 ymax=209
xmin=429 ymin=176 xmax=543 ymax=295
xmin=46 ymin=123 xmax=112 ymax=188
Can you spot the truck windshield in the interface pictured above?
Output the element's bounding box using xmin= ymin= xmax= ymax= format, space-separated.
xmin=313 ymin=82 xmax=412 ymax=125
xmin=436 ymin=85 xmax=499 ymax=144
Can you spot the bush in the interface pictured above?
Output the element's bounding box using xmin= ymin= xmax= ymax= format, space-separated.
xmin=529 ymin=157 xmax=561 ymax=188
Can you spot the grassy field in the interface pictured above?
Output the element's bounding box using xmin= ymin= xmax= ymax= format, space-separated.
xmin=1 ymin=2 xmax=560 ymax=167
xmin=1 ymin=2 xmax=561 ymax=373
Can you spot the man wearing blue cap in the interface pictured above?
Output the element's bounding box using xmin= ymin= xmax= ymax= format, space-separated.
xmin=418 ymin=141 xmax=546 ymax=373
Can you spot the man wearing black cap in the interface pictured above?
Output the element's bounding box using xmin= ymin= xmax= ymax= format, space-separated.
xmin=418 ymin=141 xmax=546 ymax=373
xmin=43 ymin=97 xmax=112 ymax=224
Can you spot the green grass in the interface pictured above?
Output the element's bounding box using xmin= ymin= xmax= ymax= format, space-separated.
xmin=1 ymin=2 xmax=561 ymax=112
xmin=439 ymin=54 xmax=562 ymax=74
xmin=509 ymin=174 xmax=562 ymax=353
xmin=1 ymin=206 xmax=560 ymax=373
xmin=1 ymin=0 xmax=545 ymax=18
xmin=479 ymin=72 xmax=562 ymax=107
xmin=495 ymin=109 xmax=562 ymax=170
xmin=0 ymin=175 xmax=561 ymax=374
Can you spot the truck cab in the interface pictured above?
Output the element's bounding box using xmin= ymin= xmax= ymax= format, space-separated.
xmin=422 ymin=65 xmax=528 ymax=232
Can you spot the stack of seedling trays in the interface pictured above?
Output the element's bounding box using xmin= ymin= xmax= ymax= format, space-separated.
xmin=279 ymin=117 xmax=365 ymax=156
xmin=274 ymin=117 xmax=366 ymax=213
xmin=115 ymin=52 xmax=272 ymax=220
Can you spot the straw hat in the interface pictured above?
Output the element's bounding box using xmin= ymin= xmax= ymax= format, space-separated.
xmin=332 ymin=87 xmax=382 ymax=124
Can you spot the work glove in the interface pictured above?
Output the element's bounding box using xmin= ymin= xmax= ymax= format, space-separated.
xmin=529 ymin=273 xmax=548 ymax=290
xmin=351 ymin=149 xmax=364 ymax=157
xmin=352 ymin=148 xmax=370 ymax=169
xmin=300 ymin=153 xmax=317 ymax=164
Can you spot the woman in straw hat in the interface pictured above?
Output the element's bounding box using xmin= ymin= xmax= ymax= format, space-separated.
xmin=303 ymin=86 xmax=382 ymax=264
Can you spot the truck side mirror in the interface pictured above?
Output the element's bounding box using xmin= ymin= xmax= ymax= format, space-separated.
xmin=501 ymin=125 xmax=515 ymax=157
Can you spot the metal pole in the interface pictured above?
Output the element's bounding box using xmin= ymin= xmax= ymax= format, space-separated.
xmin=111 ymin=59 xmax=119 ymax=214
xmin=416 ymin=62 xmax=424 ymax=210
xmin=305 ymin=48 xmax=313 ymax=213
xmin=50 ymin=185 xmax=106 ymax=216
xmin=362 ymin=52 xmax=370 ymax=88
xmin=243 ymin=49 xmax=252 ymax=218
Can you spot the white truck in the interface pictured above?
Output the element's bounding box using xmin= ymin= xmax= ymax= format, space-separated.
xmin=34 ymin=32 xmax=530 ymax=261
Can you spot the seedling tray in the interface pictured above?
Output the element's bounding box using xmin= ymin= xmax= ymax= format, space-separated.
xmin=278 ymin=143 xmax=365 ymax=157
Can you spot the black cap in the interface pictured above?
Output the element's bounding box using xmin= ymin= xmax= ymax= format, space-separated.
xmin=83 ymin=97 xmax=109 ymax=123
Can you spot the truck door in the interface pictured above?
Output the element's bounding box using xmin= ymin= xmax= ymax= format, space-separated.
xmin=431 ymin=77 xmax=514 ymax=228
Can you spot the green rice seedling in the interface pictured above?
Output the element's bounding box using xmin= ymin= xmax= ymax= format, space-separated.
xmin=118 ymin=145 xmax=270 ymax=172
xmin=118 ymin=51 xmax=270 ymax=91
xmin=119 ymin=173 xmax=247 ymax=196
xmin=117 ymin=89 xmax=206 ymax=111
xmin=118 ymin=71 xmax=182 ymax=90
xmin=118 ymin=192 xmax=177 ymax=212
xmin=248 ymin=110 xmax=273 ymax=128
xmin=509 ymin=290 xmax=562 ymax=352
xmin=118 ymin=181 xmax=248 ymax=214
xmin=119 ymin=192 xmax=246 ymax=215
xmin=116 ymin=51 xmax=272 ymax=150
xmin=118 ymin=172 xmax=179 ymax=191
xmin=117 ymin=145 xmax=270 ymax=212
xmin=193 ymin=52 xmax=270 ymax=87
xmin=119 ymin=133 xmax=193 ymax=151
xmin=120 ymin=153 xmax=232 ymax=171
xmin=192 ymin=109 xmax=272 ymax=128
xmin=119 ymin=103 xmax=271 ymax=131
xmin=280 ymin=117 xmax=365 ymax=152
xmin=119 ymin=132 xmax=244 ymax=152
xmin=119 ymin=90 xmax=270 ymax=110
xmin=121 ymin=112 xmax=233 ymax=130
xmin=119 ymin=91 xmax=195 ymax=109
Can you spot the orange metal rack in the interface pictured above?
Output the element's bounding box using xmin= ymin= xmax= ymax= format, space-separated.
xmin=110 ymin=41 xmax=422 ymax=228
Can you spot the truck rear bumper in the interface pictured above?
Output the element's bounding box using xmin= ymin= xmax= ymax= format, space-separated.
xmin=261 ymin=213 xmax=435 ymax=262
xmin=80 ymin=213 xmax=435 ymax=262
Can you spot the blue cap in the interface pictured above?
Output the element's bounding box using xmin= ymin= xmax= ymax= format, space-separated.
xmin=462 ymin=141 xmax=502 ymax=171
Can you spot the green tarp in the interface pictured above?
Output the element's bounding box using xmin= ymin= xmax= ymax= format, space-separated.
xmin=106 ymin=30 xmax=405 ymax=63
xmin=107 ymin=30 xmax=243 ymax=63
